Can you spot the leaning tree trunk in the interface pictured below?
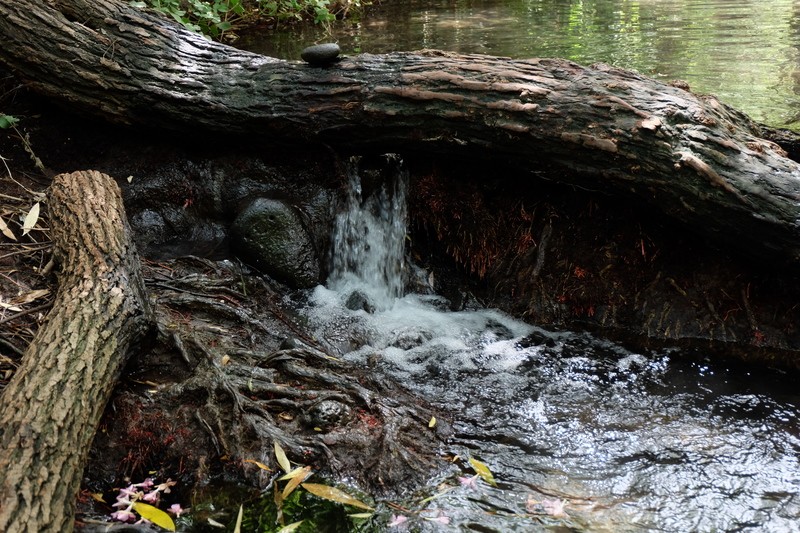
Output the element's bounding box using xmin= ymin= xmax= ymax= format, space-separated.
xmin=1 ymin=0 xmax=800 ymax=261
xmin=0 ymin=171 xmax=153 ymax=532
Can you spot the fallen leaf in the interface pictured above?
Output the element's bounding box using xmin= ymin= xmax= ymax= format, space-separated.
xmin=274 ymin=441 xmax=291 ymax=473
xmin=11 ymin=288 xmax=49 ymax=305
xmin=233 ymin=504 xmax=243 ymax=533
xmin=0 ymin=216 xmax=16 ymax=240
xmin=281 ymin=466 xmax=312 ymax=499
xmin=301 ymin=483 xmax=373 ymax=511
xmin=468 ymin=457 xmax=497 ymax=487
xmin=277 ymin=521 xmax=304 ymax=532
xmin=21 ymin=202 xmax=39 ymax=236
xmin=243 ymin=458 xmax=272 ymax=472
xmin=428 ymin=416 xmax=436 ymax=428
xmin=207 ymin=517 xmax=225 ymax=528
xmin=278 ymin=465 xmax=311 ymax=481
xmin=131 ymin=502 xmax=176 ymax=531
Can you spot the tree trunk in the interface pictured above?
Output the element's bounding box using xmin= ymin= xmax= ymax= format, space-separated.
xmin=0 ymin=171 xmax=153 ymax=532
xmin=1 ymin=0 xmax=800 ymax=261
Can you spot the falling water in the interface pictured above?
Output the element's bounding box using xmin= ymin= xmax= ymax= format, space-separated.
xmin=302 ymin=155 xmax=800 ymax=531
xmin=327 ymin=155 xmax=408 ymax=311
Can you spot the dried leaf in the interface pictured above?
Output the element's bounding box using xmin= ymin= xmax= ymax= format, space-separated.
xmin=0 ymin=300 xmax=22 ymax=312
xmin=243 ymin=459 xmax=272 ymax=472
xmin=12 ymin=288 xmax=49 ymax=305
xmin=207 ymin=517 xmax=225 ymax=528
xmin=233 ymin=504 xmax=243 ymax=533
xmin=348 ymin=513 xmax=373 ymax=519
xmin=428 ymin=416 xmax=436 ymax=428
xmin=274 ymin=441 xmax=291 ymax=473
xmin=301 ymin=483 xmax=374 ymax=511
xmin=468 ymin=457 xmax=497 ymax=487
xmin=21 ymin=202 xmax=39 ymax=236
xmin=277 ymin=521 xmax=304 ymax=532
xmin=278 ymin=465 xmax=311 ymax=481
xmin=0 ymin=216 xmax=16 ymax=241
xmin=281 ymin=466 xmax=312 ymax=499
xmin=131 ymin=502 xmax=176 ymax=531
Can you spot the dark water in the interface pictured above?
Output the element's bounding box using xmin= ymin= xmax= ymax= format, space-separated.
xmin=300 ymin=159 xmax=800 ymax=531
xmin=238 ymin=0 xmax=800 ymax=129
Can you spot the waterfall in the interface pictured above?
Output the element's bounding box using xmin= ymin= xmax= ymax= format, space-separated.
xmin=328 ymin=155 xmax=408 ymax=311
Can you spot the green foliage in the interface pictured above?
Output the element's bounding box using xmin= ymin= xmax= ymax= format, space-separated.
xmin=242 ymin=489 xmax=372 ymax=532
xmin=0 ymin=114 xmax=19 ymax=129
xmin=131 ymin=0 xmax=366 ymax=38
xmin=131 ymin=0 xmax=244 ymax=37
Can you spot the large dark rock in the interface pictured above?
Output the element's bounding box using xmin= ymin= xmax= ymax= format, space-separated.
xmin=230 ymin=198 xmax=321 ymax=288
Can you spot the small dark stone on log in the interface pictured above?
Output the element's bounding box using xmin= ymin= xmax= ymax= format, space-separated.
xmin=301 ymin=43 xmax=340 ymax=66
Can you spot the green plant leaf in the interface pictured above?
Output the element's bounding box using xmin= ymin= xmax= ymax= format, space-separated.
xmin=301 ymin=483 xmax=374 ymax=511
xmin=131 ymin=502 xmax=176 ymax=531
xmin=0 ymin=115 xmax=18 ymax=129
xmin=468 ymin=457 xmax=497 ymax=487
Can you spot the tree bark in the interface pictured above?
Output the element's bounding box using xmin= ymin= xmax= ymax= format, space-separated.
xmin=1 ymin=0 xmax=800 ymax=261
xmin=0 ymin=171 xmax=153 ymax=532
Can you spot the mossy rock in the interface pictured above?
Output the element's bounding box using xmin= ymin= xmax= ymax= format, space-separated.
xmin=230 ymin=198 xmax=320 ymax=288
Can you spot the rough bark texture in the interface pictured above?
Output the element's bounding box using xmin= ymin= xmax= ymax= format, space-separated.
xmin=0 ymin=171 xmax=153 ymax=532
xmin=1 ymin=0 xmax=800 ymax=262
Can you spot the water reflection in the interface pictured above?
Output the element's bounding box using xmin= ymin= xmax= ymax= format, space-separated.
xmin=238 ymin=0 xmax=800 ymax=128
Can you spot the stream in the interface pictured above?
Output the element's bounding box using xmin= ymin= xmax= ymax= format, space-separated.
xmin=295 ymin=158 xmax=800 ymax=531
xmin=237 ymin=1 xmax=800 ymax=529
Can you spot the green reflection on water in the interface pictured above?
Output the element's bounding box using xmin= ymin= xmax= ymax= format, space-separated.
xmin=238 ymin=0 xmax=800 ymax=129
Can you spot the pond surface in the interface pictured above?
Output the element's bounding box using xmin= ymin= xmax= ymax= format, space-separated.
xmin=296 ymin=158 xmax=800 ymax=531
xmin=238 ymin=0 xmax=800 ymax=129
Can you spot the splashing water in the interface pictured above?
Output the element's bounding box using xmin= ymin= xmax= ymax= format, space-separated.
xmin=302 ymin=156 xmax=800 ymax=531
xmin=327 ymin=155 xmax=408 ymax=311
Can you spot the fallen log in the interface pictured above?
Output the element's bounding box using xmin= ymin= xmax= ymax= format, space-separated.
xmin=0 ymin=171 xmax=153 ymax=532
xmin=1 ymin=0 xmax=800 ymax=261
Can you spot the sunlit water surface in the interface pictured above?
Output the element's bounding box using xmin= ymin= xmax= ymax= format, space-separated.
xmin=295 ymin=159 xmax=800 ymax=531
xmin=239 ymin=0 xmax=800 ymax=129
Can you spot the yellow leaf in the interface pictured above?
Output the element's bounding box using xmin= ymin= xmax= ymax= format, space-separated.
xmin=281 ymin=466 xmax=312 ymax=499
xmin=0 ymin=216 xmax=16 ymax=241
xmin=277 ymin=521 xmax=304 ymax=532
xmin=301 ymin=483 xmax=374 ymax=511
xmin=274 ymin=441 xmax=291 ymax=473
xmin=243 ymin=459 xmax=272 ymax=471
xmin=468 ymin=457 xmax=497 ymax=487
xmin=90 ymin=492 xmax=106 ymax=503
xmin=278 ymin=465 xmax=310 ymax=481
xmin=348 ymin=512 xmax=373 ymax=519
xmin=131 ymin=502 xmax=176 ymax=531
xmin=428 ymin=416 xmax=436 ymax=428
xmin=21 ymin=202 xmax=39 ymax=236
xmin=233 ymin=504 xmax=243 ymax=533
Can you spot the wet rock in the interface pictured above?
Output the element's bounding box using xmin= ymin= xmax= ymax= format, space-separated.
xmin=304 ymin=400 xmax=352 ymax=430
xmin=230 ymin=198 xmax=320 ymax=288
xmin=345 ymin=290 xmax=375 ymax=313
xmin=301 ymin=43 xmax=340 ymax=66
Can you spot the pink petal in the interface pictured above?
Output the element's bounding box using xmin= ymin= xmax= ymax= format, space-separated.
xmin=388 ymin=514 xmax=408 ymax=527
